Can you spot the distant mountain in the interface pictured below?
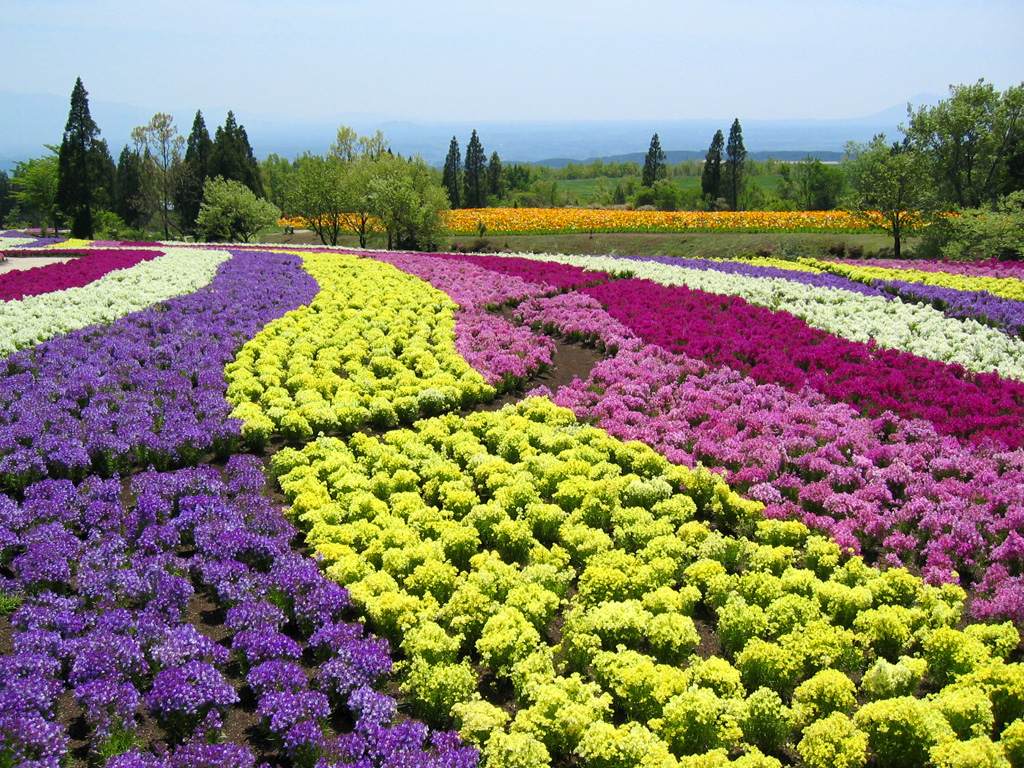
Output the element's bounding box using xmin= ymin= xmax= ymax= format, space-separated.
xmin=532 ymin=149 xmax=845 ymax=168
xmin=0 ymin=91 xmax=941 ymax=172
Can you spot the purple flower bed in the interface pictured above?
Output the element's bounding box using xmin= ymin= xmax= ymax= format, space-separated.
xmin=0 ymin=250 xmax=319 ymax=493
xmin=0 ymin=456 xmax=476 ymax=766
xmin=514 ymin=292 xmax=1024 ymax=623
xmin=875 ymin=279 xmax=1024 ymax=337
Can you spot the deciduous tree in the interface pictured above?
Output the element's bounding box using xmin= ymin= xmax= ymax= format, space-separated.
xmin=196 ymin=177 xmax=279 ymax=242
xmin=131 ymin=113 xmax=185 ymax=238
xmin=843 ymin=135 xmax=935 ymax=259
xmin=13 ymin=151 xmax=60 ymax=236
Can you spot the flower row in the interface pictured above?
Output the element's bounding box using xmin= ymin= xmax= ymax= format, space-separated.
xmin=272 ymin=397 xmax=1024 ymax=768
xmin=0 ymin=248 xmax=229 ymax=357
xmin=479 ymin=251 xmax=1024 ymax=381
xmin=0 ymin=248 xmax=160 ymax=302
xmin=225 ymin=251 xmax=495 ymax=447
xmin=0 ymin=249 xmax=318 ymax=492
xmin=0 ymin=455 xmax=475 ymax=768
xmin=807 ymin=258 xmax=1024 ymax=303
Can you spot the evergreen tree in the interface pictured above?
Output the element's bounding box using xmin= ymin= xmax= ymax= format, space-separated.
xmin=92 ymin=139 xmax=117 ymax=212
xmin=700 ymin=130 xmax=725 ymax=202
xmin=641 ymin=133 xmax=667 ymax=187
xmin=463 ymin=130 xmax=488 ymax=208
xmin=115 ymin=146 xmax=147 ymax=229
xmin=725 ymin=119 xmax=747 ymax=210
xmin=56 ymin=77 xmax=104 ymax=237
xmin=0 ymin=171 xmax=13 ymax=226
xmin=487 ymin=151 xmax=503 ymax=198
xmin=442 ymin=136 xmax=462 ymax=208
xmin=210 ymin=111 xmax=264 ymax=197
xmin=175 ymin=110 xmax=214 ymax=231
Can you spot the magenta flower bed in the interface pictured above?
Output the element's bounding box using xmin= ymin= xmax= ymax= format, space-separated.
xmin=580 ymin=278 xmax=1024 ymax=449
xmin=431 ymin=252 xmax=608 ymax=290
xmin=514 ymin=293 xmax=1024 ymax=622
xmin=0 ymin=249 xmax=159 ymax=301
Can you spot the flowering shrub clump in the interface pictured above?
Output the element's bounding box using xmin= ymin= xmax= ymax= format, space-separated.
xmin=0 ymin=248 xmax=160 ymax=301
xmin=0 ymin=249 xmax=318 ymax=492
xmin=273 ymin=397 xmax=1023 ymax=768
xmin=0 ymin=456 xmax=475 ymax=767
xmin=225 ymin=251 xmax=495 ymax=445
xmin=0 ymin=248 xmax=230 ymax=357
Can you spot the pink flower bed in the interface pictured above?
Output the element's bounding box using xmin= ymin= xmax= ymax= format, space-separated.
xmin=581 ymin=278 xmax=1024 ymax=449
xmin=0 ymin=249 xmax=160 ymax=301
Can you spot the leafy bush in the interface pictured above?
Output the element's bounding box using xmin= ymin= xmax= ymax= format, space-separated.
xmin=797 ymin=713 xmax=868 ymax=768
xmin=792 ymin=669 xmax=857 ymax=726
xmin=921 ymin=193 xmax=1024 ymax=261
xmin=740 ymin=687 xmax=791 ymax=753
xmin=652 ymin=688 xmax=742 ymax=756
xmin=929 ymin=736 xmax=1011 ymax=768
xmin=196 ymin=176 xmax=279 ymax=242
xmin=854 ymin=696 xmax=954 ymax=768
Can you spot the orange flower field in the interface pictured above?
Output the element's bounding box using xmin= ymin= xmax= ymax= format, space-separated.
xmin=278 ymin=207 xmax=887 ymax=236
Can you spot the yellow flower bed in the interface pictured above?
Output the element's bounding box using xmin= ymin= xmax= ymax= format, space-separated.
xmin=805 ymin=258 xmax=1024 ymax=302
xmin=272 ymin=397 xmax=1024 ymax=768
xmin=224 ymin=251 xmax=494 ymax=444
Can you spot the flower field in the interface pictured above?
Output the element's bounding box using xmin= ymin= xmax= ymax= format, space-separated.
xmin=278 ymin=208 xmax=887 ymax=236
xmin=2 ymin=236 xmax=1024 ymax=768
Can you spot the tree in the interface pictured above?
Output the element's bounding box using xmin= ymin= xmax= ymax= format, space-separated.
xmin=843 ymin=135 xmax=935 ymax=259
xmin=209 ymin=111 xmax=263 ymax=197
xmin=488 ymin=151 xmax=504 ymax=199
xmin=12 ymin=152 xmax=60 ymax=236
xmin=701 ymin=130 xmax=725 ymax=202
xmin=260 ymin=153 xmax=295 ymax=216
xmin=464 ymin=130 xmax=488 ymax=207
xmin=196 ymin=177 xmax=279 ymax=242
xmin=56 ymin=77 xmax=105 ymax=237
xmin=291 ymin=155 xmax=349 ymax=246
xmin=330 ymin=125 xmax=360 ymax=162
xmin=368 ymin=156 xmax=449 ymax=250
xmin=131 ymin=113 xmax=185 ymax=238
xmin=357 ymin=130 xmax=389 ymax=161
xmin=442 ymin=136 xmax=462 ymax=208
xmin=641 ymin=133 xmax=667 ymax=187
xmin=779 ymin=159 xmax=845 ymax=210
xmin=174 ymin=110 xmax=214 ymax=232
xmin=905 ymin=80 xmax=1024 ymax=208
xmin=0 ymin=172 xmax=14 ymax=227
xmin=725 ymin=119 xmax=746 ymax=210
xmin=114 ymin=146 xmax=147 ymax=229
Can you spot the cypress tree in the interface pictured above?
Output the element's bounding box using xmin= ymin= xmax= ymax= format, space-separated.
xmin=641 ymin=133 xmax=667 ymax=187
xmin=175 ymin=110 xmax=214 ymax=231
xmin=56 ymin=77 xmax=104 ymax=237
xmin=464 ymin=130 xmax=488 ymax=208
xmin=209 ymin=111 xmax=262 ymax=196
xmin=700 ymin=130 xmax=725 ymax=203
xmin=487 ymin=151 xmax=503 ymax=198
xmin=442 ymin=136 xmax=462 ymax=208
xmin=0 ymin=172 xmax=13 ymax=227
xmin=725 ymin=119 xmax=747 ymax=210
xmin=114 ymin=146 xmax=147 ymax=229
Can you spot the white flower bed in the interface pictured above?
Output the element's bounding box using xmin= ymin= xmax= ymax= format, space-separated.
xmin=0 ymin=247 xmax=229 ymax=356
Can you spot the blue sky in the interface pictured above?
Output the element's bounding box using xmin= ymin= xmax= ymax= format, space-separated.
xmin=3 ymin=0 xmax=1022 ymax=122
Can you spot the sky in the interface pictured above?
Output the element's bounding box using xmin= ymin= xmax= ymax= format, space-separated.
xmin=3 ymin=0 xmax=1023 ymax=123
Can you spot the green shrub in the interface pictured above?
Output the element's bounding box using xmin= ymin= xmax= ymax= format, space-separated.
xmin=796 ymin=712 xmax=868 ymax=768
xmin=930 ymin=736 xmax=1011 ymax=768
xmin=512 ymin=674 xmax=612 ymax=755
xmin=925 ymin=627 xmax=993 ymax=686
xmin=921 ymin=193 xmax=1024 ymax=261
xmin=652 ymin=688 xmax=742 ymax=756
xmin=647 ymin=612 xmax=701 ymax=663
xmin=592 ymin=649 xmax=687 ymax=722
xmin=965 ymin=623 xmax=1021 ymax=661
xmin=1000 ymin=718 xmax=1024 ymax=768
xmin=854 ymin=696 xmax=955 ymax=768
xmin=684 ymin=656 xmax=745 ymax=699
xmin=765 ymin=593 xmax=821 ymax=637
xmin=482 ymin=730 xmax=551 ymax=768
xmin=401 ymin=657 xmax=477 ymax=725
xmin=934 ymin=686 xmax=996 ymax=739
xmin=452 ymin=699 xmax=509 ymax=745
xmin=792 ymin=669 xmax=857 ymax=727
xmin=718 ymin=597 xmax=769 ymax=656
xmin=735 ymin=639 xmax=801 ymax=695
xmin=574 ymin=721 xmax=679 ymax=768
xmin=860 ymin=656 xmax=928 ymax=700
xmin=740 ymin=687 xmax=792 ymax=753
xmin=477 ymin=607 xmax=542 ymax=676
xmin=853 ymin=605 xmax=915 ymax=660
xmin=401 ymin=621 xmax=463 ymax=665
